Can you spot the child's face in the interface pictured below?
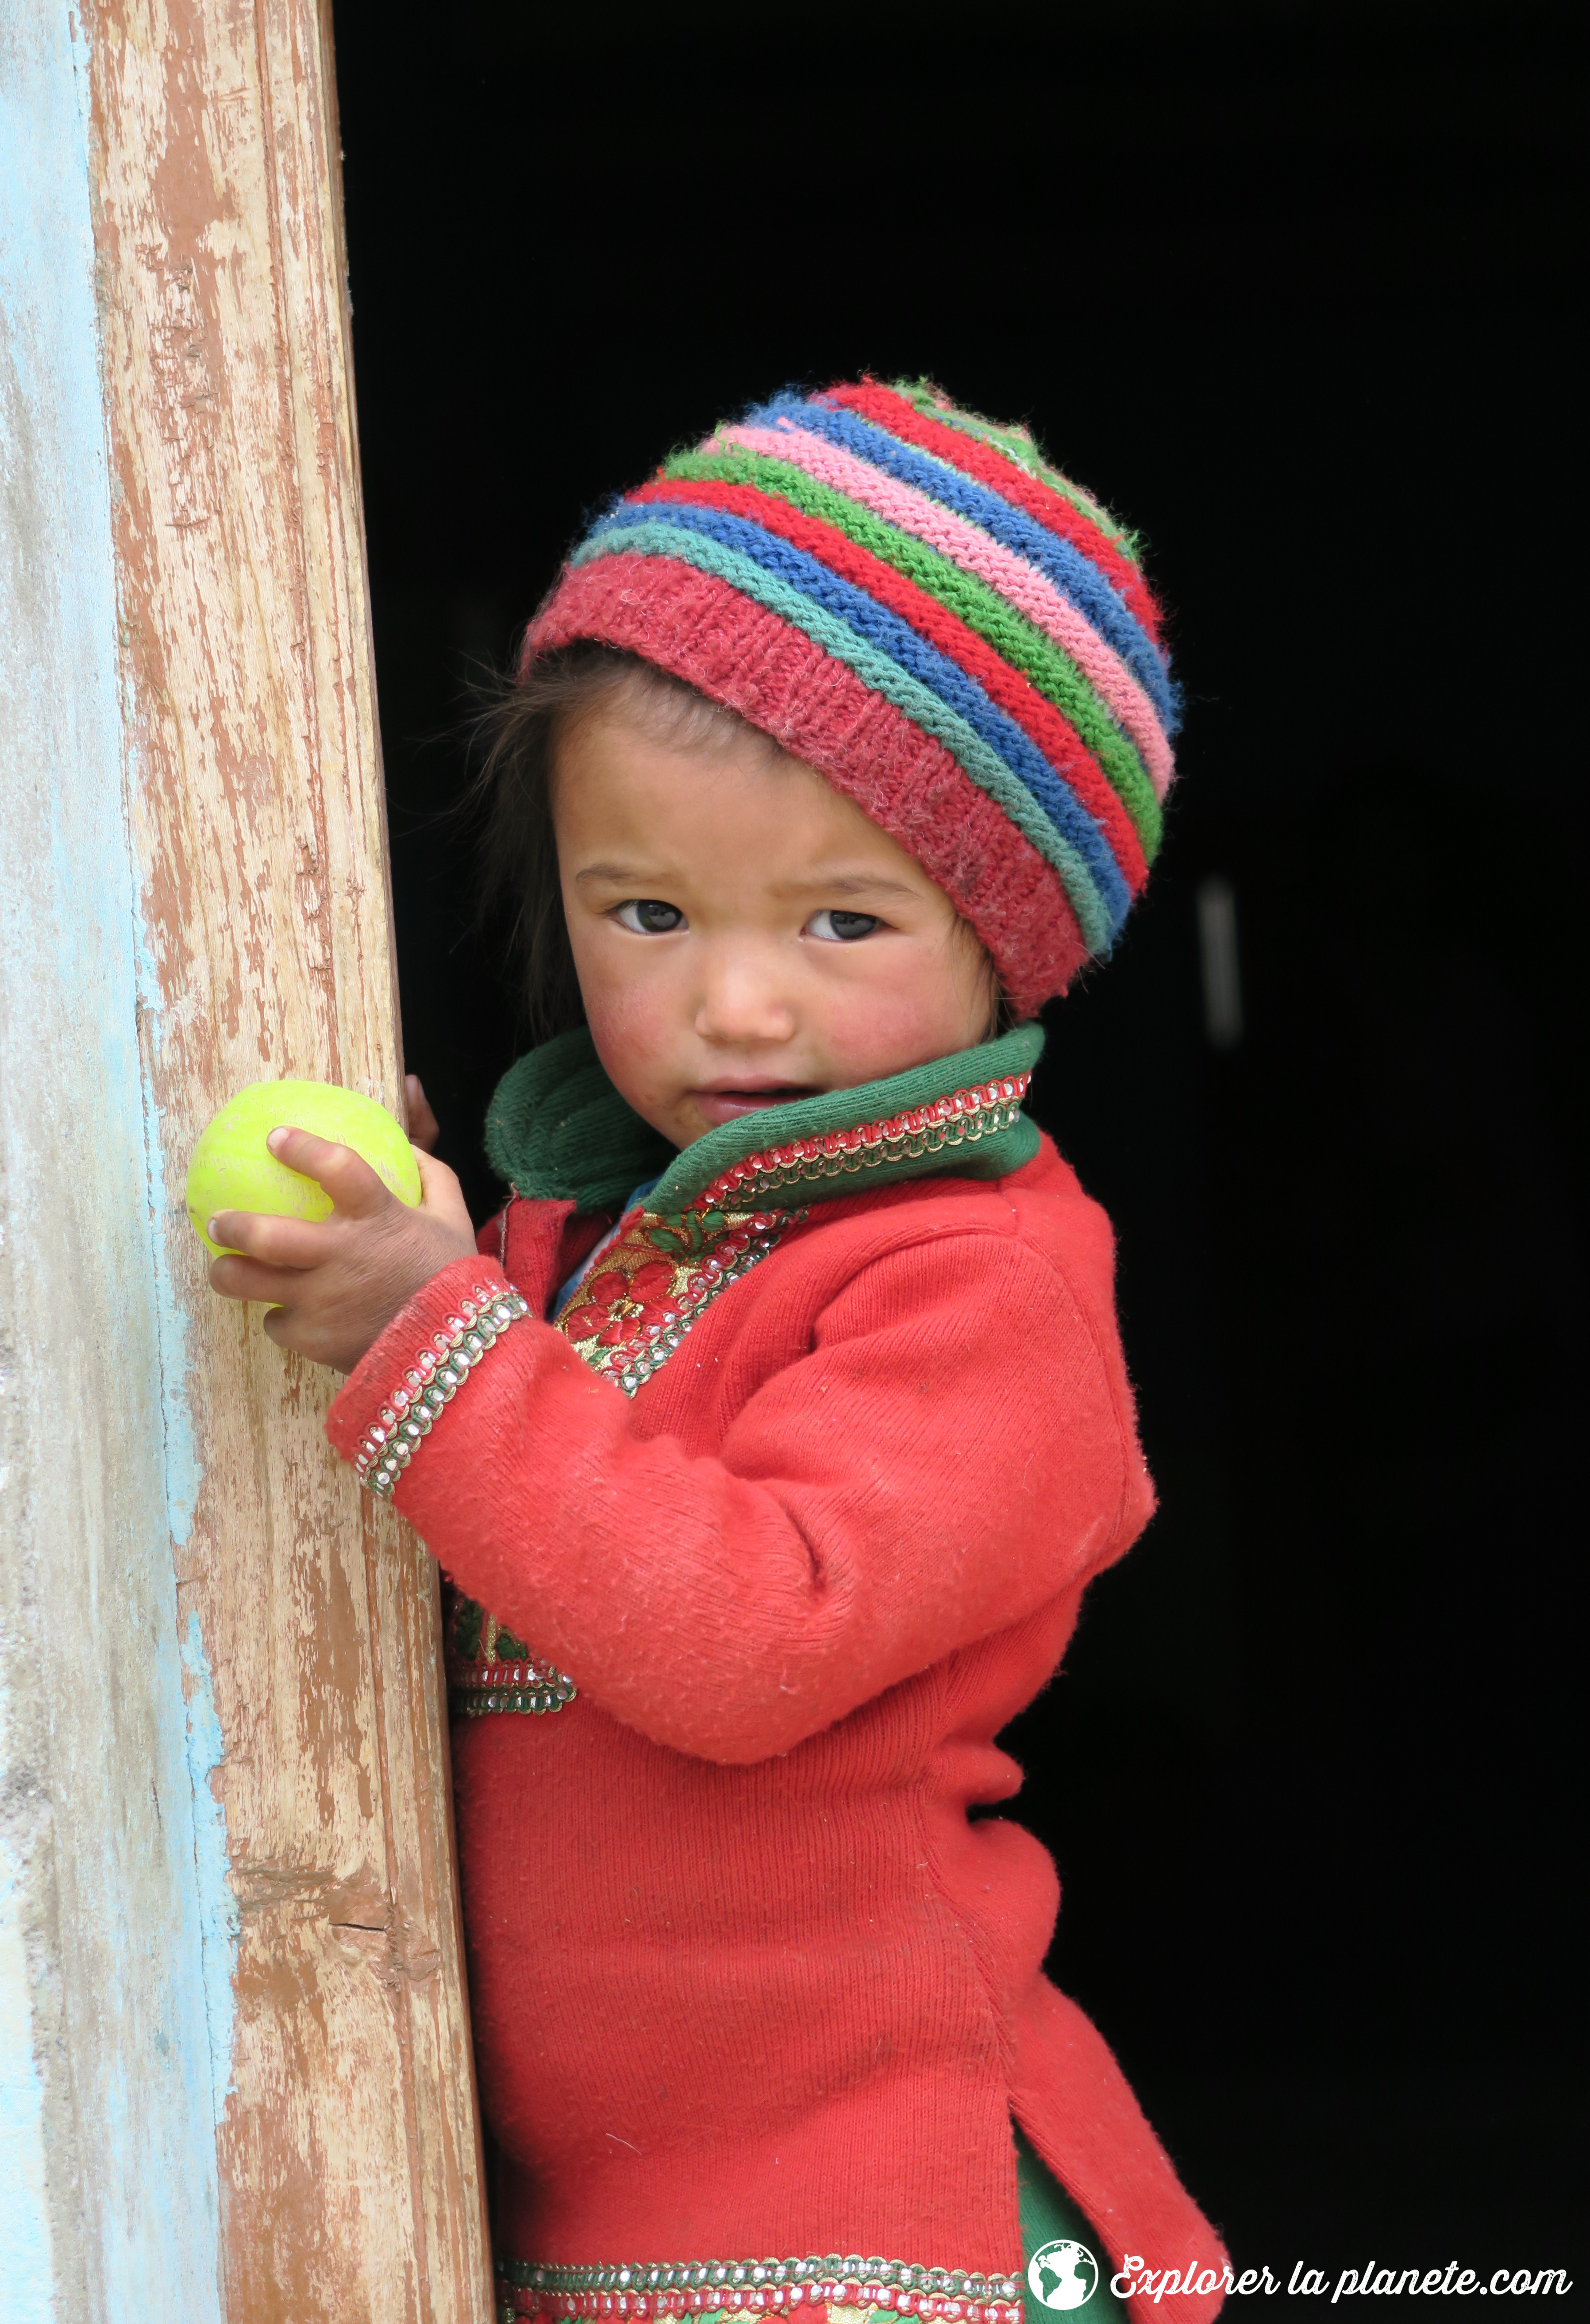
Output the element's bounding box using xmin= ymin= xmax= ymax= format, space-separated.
xmin=552 ymin=708 xmax=999 ymax=1151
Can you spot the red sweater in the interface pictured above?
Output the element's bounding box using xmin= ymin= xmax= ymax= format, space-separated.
xmin=327 ymin=1042 xmax=1226 ymax=2318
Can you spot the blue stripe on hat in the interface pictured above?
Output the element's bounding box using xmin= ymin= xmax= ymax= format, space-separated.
xmin=586 ymin=499 xmax=1133 ymax=932
xmin=746 ymin=392 xmax=1179 ymax=736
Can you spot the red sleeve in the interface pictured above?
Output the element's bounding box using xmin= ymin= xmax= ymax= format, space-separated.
xmin=327 ymin=1231 xmax=1149 ymax=1764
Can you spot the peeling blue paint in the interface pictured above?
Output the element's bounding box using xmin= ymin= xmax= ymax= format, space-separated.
xmin=1 ymin=5 xmax=226 ymax=2314
xmin=130 ymin=869 xmax=202 ymax=1553
xmin=0 ymin=1684 xmax=55 ymax=2324
xmin=179 ymin=1616 xmax=240 ymax=2122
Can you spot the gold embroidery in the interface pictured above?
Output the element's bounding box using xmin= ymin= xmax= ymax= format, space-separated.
xmin=559 ymin=1200 xmax=802 ymax=1394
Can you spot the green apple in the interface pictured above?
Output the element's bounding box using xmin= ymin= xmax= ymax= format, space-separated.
xmin=186 ymin=1079 xmax=422 ymax=1257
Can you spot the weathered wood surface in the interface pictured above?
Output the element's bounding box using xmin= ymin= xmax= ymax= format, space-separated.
xmin=0 ymin=2 xmax=491 ymax=2315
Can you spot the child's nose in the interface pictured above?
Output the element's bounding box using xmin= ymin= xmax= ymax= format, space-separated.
xmin=692 ymin=945 xmax=797 ymax=1045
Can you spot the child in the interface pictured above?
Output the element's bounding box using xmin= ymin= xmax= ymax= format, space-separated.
xmin=208 ymin=382 xmax=1228 ymax=2320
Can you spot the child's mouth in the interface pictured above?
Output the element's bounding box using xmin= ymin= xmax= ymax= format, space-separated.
xmin=692 ymin=1084 xmax=817 ymax=1127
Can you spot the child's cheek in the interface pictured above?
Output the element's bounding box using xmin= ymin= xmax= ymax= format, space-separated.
xmin=812 ymin=946 xmax=983 ymax=1082
xmin=581 ymin=971 xmax=681 ymax=1119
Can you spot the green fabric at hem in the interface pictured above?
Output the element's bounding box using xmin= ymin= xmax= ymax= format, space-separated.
xmin=1018 ymin=2125 xmax=1128 ymax=2318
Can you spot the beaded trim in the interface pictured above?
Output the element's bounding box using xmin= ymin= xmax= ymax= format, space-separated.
xmin=444 ymin=1586 xmax=577 ymax=1718
xmin=450 ymin=1652 xmax=577 ymax=1719
xmin=494 ymin=2253 xmax=1024 ymax=2324
xmin=354 ymin=1285 xmax=531 ymax=1501
xmin=680 ymin=1071 xmax=1032 ymax=1215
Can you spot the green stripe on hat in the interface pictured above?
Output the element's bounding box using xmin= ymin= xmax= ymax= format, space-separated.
xmin=666 ymin=444 xmax=1163 ymax=860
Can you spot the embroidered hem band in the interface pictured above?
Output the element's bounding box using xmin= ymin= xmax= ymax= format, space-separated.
xmin=495 ymin=2253 xmax=1026 ymax=2324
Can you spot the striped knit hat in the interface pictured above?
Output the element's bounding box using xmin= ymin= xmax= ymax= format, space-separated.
xmin=527 ymin=379 xmax=1178 ymax=1017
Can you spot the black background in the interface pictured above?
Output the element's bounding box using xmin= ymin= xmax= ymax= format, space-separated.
xmin=331 ymin=0 xmax=1583 ymax=2291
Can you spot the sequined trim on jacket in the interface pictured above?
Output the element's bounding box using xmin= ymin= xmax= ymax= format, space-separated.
xmin=494 ymin=2251 xmax=1025 ymax=2324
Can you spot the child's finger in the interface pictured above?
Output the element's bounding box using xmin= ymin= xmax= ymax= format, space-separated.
xmin=405 ymin=1074 xmax=442 ymax=1155
xmin=266 ymin=1125 xmax=393 ymax=1218
xmin=208 ymin=1251 xmax=316 ymax=1307
xmin=206 ymin=1209 xmax=335 ymax=1267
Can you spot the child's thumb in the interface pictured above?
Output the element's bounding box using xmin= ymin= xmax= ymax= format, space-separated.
xmin=414 ymin=1146 xmax=475 ymax=1239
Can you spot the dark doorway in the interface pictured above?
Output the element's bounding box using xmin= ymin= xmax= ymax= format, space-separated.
xmin=333 ymin=1 xmax=1582 ymax=2289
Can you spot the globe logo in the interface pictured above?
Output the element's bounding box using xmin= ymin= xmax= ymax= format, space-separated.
xmin=1027 ymin=2239 xmax=1099 ymax=2312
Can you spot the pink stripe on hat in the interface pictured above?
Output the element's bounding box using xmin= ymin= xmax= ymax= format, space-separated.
xmin=720 ymin=421 xmax=1175 ymax=802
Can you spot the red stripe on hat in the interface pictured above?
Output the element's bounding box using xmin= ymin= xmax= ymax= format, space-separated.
xmin=824 ymin=381 xmax=1165 ymax=646
xmin=629 ymin=475 xmax=1149 ymax=895
xmin=529 ymin=554 xmax=1089 ymax=1016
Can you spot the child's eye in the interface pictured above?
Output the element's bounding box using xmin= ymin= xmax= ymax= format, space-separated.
xmin=613 ymin=899 xmax=686 ymax=934
xmin=807 ymin=908 xmax=883 ymax=943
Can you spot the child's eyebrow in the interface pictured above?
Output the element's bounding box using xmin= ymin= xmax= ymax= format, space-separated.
xmin=571 ymin=865 xmax=924 ymax=902
xmin=770 ymin=872 xmax=923 ymax=902
xmin=572 ymin=862 xmax=670 ymax=886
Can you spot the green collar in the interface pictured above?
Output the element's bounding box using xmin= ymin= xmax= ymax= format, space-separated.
xmin=484 ymin=1023 xmax=1045 ymax=1219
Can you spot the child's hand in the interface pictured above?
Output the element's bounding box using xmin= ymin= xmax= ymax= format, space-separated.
xmin=207 ymin=1126 xmax=479 ymax=1374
